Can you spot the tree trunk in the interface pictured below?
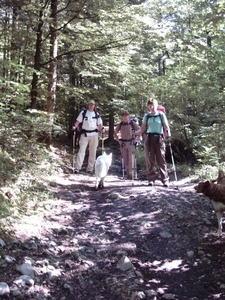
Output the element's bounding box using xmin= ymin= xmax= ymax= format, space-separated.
xmin=46 ymin=0 xmax=58 ymax=147
xmin=108 ymin=108 xmax=115 ymax=143
xmin=30 ymin=8 xmax=44 ymax=109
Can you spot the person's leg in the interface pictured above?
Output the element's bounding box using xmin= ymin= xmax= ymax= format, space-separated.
xmin=122 ymin=143 xmax=130 ymax=177
xmin=155 ymin=138 xmax=169 ymax=185
xmin=148 ymin=136 xmax=157 ymax=183
xmin=126 ymin=143 xmax=134 ymax=178
xmin=86 ymin=135 xmax=99 ymax=172
xmin=144 ymin=135 xmax=152 ymax=181
xmin=75 ymin=134 xmax=89 ymax=171
xmin=120 ymin=145 xmax=125 ymax=177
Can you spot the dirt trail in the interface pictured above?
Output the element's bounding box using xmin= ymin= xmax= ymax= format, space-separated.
xmin=1 ymin=169 xmax=225 ymax=300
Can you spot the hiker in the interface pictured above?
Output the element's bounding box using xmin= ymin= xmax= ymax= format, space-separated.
xmin=72 ymin=100 xmax=104 ymax=173
xmin=114 ymin=111 xmax=140 ymax=179
xmin=136 ymin=98 xmax=171 ymax=187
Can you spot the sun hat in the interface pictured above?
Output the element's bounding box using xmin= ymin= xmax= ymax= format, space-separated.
xmin=88 ymin=100 xmax=95 ymax=105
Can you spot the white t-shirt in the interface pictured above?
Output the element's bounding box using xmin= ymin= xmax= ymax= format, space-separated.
xmin=77 ymin=109 xmax=103 ymax=136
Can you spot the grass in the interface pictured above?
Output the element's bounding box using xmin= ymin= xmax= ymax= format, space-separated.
xmin=0 ymin=135 xmax=71 ymax=239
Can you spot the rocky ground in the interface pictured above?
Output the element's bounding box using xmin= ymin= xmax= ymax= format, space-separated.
xmin=0 ymin=148 xmax=225 ymax=300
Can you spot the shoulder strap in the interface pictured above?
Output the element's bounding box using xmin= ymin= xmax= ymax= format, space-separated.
xmin=157 ymin=112 xmax=166 ymax=134
xmin=118 ymin=121 xmax=134 ymax=130
xmin=158 ymin=112 xmax=163 ymax=125
xmin=146 ymin=113 xmax=163 ymax=125
xmin=82 ymin=109 xmax=87 ymax=120
xmin=129 ymin=120 xmax=135 ymax=130
xmin=94 ymin=110 xmax=99 ymax=119
xmin=118 ymin=121 xmax=123 ymax=131
xmin=82 ymin=109 xmax=99 ymax=120
xmin=145 ymin=113 xmax=154 ymax=124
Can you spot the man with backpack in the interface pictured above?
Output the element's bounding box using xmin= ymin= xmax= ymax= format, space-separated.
xmin=72 ymin=99 xmax=104 ymax=174
xmin=136 ymin=98 xmax=171 ymax=187
xmin=114 ymin=111 xmax=140 ymax=179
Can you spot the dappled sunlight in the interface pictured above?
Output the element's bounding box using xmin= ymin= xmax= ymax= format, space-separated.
xmin=3 ymin=169 xmax=225 ymax=300
xmin=151 ymin=259 xmax=183 ymax=272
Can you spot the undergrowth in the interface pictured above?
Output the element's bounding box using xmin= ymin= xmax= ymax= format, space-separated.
xmin=135 ymin=143 xmax=224 ymax=182
xmin=0 ymin=112 xmax=223 ymax=239
xmin=0 ymin=109 xmax=71 ymax=237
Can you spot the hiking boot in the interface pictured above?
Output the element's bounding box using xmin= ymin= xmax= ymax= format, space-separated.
xmin=74 ymin=170 xmax=79 ymax=174
xmin=86 ymin=170 xmax=93 ymax=174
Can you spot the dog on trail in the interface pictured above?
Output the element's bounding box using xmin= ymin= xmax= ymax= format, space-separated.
xmin=94 ymin=152 xmax=112 ymax=190
xmin=194 ymin=169 xmax=225 ymax=236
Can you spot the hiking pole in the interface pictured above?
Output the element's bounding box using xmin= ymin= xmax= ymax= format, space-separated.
xmin=133 ymin=138 xmax=138 ymax=180
xmin=131 ymin=146 xmax=135 ymax=186
xmin=101 ymin=132 xmax=104 ymax=154
xmin=168 ymin=139 xmax=178 ymax=189
xmin=122 ymin=157 xmax=125 ymax=179
xmin=131 ymin=139 xmax=138 ymax=185
xmin=72 ymin=130 xmax=76 ymax=173
xmin=121 ymin=144 xmax=125 ymax=179
xmin=134 ymin=149 xmax=138 ymax=180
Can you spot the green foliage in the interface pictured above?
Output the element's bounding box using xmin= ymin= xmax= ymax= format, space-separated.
xmin=193 ymin=165 xmax=225 ymax=182
xmin=194 ymin=145 xmax=219 ymax=166
xmin=135 ymin=144 xmax=146 ymax=167
xmin=0 ymin=0 xmax=224 ymax=167
xmin=1 ymin=0 xmax=225 ymax=242
xmin=0 ymin=108 xmax=65 ymax=223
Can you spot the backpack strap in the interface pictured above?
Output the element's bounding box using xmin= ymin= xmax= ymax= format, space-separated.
xmin=81 ymin=109 xmax=100 ymax=136
xmin=146 ymin=112 xmax=166 ymax=129
xmin=130 ymin=120 xmax=135 ymax=131
xmin=82 ymin=109 xmax=99 ymax=121
xmin=118 ymin=120 xmax=135 ymax=131
xmin=146 ymin=112 xmax=168 ymax=139
xmin=82 ymin=109 xmax=87 ymax=121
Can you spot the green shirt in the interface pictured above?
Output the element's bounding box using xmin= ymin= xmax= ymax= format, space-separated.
xmin=143 ymin=112 xmax=166 ymax=134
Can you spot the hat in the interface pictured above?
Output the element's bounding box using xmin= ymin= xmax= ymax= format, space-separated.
xmin=88 ymin=100 xmax=95 ymax=105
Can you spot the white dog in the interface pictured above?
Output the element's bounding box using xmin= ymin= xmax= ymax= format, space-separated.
xmin=94 ymin=152 xmax=112 ymax=189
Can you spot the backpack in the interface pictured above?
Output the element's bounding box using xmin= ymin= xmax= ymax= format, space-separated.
xmin=118 ymin=117 xmax=138 ymax=132
xmin=75 ymin=108 xmax=99 ymax=144
xmin=145 ymin=105 xmax=168 ymax=138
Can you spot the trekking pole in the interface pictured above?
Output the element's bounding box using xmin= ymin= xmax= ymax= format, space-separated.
xmin=72 ymin=130 xmax=76 ymax=173
xmin=132 ymin=130 xmax=139 ymax=181
xmin=134 ymin=149 xmax=138 ymax=180
xmin=168 ymin=139 xmax=178 ymax=188
xmin=131 ymin=146 xmax=135 ymax=186
xmin=121 ymin=144 xmax=125 ymax=179
xmin=101 ymin=132 xmax=104 ymax=154
xmin=131 ymin=139 xmax=138 ymax=185
xmin=122 ymin=157 xmax=125 ymax=179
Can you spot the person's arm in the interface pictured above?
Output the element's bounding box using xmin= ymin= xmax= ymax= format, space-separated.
xmin=72 ymin=120 xmax=80 ymax=130
xmin=114 ymin=128 xmax=123 ymax=146
xmin=135 ymin=123 xmax=146 ymax=136
xmin=132 ymin=122 xmax=141 ymax=143
xmin=98 ymin=125 xmax=105 ymax=133
xmin=163 ymin=115 xmax=171 ymax=137
xmin=97 ymin=116 xmax=105 ymax=133
xmin=72 ymin=110 xmax=83 ymax=130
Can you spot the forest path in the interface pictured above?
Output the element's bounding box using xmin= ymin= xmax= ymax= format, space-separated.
xmin=1 ymin=169 xmax=225 ymax=300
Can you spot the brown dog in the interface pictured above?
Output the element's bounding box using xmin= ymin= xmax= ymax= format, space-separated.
xmin=194 ymin=169 xmax=225 ymax=236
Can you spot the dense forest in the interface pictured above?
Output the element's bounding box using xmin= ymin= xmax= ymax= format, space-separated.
xmin=0 ymin=2 xmax=225 ymax=298
xmin=0 ymin=0 xmax=225 ymax=178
